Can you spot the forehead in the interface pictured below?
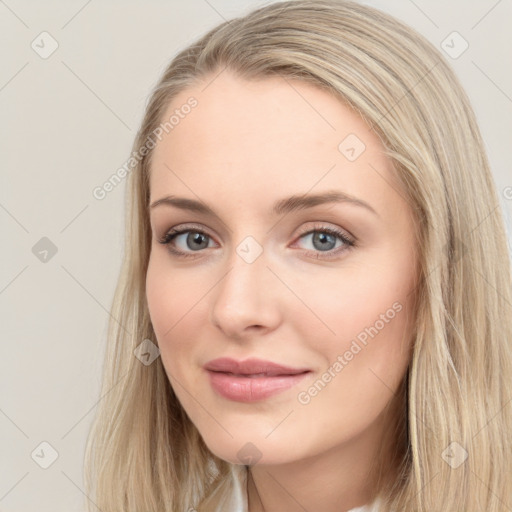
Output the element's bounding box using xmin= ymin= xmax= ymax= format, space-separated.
xmin=149 ymin=70 xmax=394 ymax=211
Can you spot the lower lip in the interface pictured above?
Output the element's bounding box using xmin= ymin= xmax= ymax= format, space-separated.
xmin=206 ymin=370 xmax=310 ymax=402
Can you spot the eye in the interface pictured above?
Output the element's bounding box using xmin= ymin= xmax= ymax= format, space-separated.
xmin=157 ymin=224 xmax=215 ymax=259
xmin=157 ymin=223 xmax=356 ymax=260
xmin=293 ymin=224 xmax=355 ymax=260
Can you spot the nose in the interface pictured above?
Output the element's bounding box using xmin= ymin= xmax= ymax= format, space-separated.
xmin=210 ymin=245 xmax=282 ymax=340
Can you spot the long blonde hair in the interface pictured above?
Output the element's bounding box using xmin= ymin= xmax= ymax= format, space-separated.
xmin=84 ymin=1 xmax=512 ymax=510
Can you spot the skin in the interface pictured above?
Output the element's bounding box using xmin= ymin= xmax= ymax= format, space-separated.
xmin=146 ymin=70 xmax=419 ymax=512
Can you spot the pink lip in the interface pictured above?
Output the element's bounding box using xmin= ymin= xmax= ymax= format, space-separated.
xmin=204 ymin=357 xmax=311 ymax=402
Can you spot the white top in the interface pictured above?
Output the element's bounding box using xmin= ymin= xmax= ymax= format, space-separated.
xmin=225 ymin=464 xmax=381 ymax=512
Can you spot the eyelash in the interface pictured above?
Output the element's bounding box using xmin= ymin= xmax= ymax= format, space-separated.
xmin=157 ymin=223 xmax=356 ymax=261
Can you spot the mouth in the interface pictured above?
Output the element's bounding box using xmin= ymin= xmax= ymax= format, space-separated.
xmin=214 ymin=371 xmax=305 ymax=378
xmin=204 ymin=357 xmax=311 ymax=376
xmin=204 ymin=359 xmax=312 ymax=402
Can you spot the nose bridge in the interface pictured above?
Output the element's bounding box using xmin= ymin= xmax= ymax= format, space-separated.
xmin=218 ymin=234 xmax=268 ymax=308
xmin=210 ymin=233 xmax=279 ymax=335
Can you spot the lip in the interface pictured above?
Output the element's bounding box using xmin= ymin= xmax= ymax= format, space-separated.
xmin=204 ymin=357 xmax=311 ymax=402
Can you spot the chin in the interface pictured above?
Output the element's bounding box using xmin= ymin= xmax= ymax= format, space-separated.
xmin=200 ymin=432 xmax=300 ymax=467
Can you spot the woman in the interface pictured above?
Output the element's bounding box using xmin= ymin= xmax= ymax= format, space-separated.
xmin=84 ymin=1 xmax=512 ymax=511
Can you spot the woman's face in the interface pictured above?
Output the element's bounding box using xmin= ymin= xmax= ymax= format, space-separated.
xmin=146 ymin=70 xmax=418 ymax=466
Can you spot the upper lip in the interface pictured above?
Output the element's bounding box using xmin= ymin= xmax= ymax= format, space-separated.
xmin=204 ymin=357 xmax=311 ymax=376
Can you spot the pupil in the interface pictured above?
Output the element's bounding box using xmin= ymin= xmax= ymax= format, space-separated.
xmin=314 ymin=232 xmax=335 ymax=251
xmin=188 ymin=232 xmax=208 ymax=250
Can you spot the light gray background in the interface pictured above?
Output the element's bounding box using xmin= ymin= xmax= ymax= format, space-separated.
xmin=1 ymin=1 xmax=511 ymax=510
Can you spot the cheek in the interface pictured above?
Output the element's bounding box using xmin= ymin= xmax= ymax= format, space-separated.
xmin=146 ymin=258 xmax=174 ymax=339
xmin=300 ymin=285 xmax=413 ymax=395
xmin=293 ymin=255 xmax=415 ymax=414
xmin=145 ymin=257 xmax=190 ymax=360
xmin=292 ymin=294 xmax=413 ymax=450
xmin=146 ymin=253 xmax=203 ymax=333
xmin=297 ymin=262 xmax=414 ymax=358
xmin=145 ymin=255 xmax=213 ymax=381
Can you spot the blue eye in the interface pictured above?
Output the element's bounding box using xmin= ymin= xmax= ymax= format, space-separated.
xmin=158 ymin=224 xmax=355 ymax=260
xmin=294 ymin=227 xmax=355 ymax=258
xmin=158 ymin=228 xmax=213 ymax=258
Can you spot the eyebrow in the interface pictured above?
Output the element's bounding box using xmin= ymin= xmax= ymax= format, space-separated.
xmin=149 ymin=190 xmax=378 ymax=218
